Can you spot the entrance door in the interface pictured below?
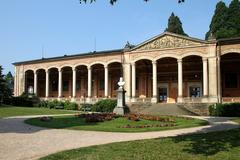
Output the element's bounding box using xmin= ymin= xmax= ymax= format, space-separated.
xmin=159 ymin=88 xmax=167 ymax=102
xmin=189 ymin=87 xmax=201 ymax=97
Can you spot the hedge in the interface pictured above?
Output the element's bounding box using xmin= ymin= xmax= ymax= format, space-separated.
xmin=209 ymin=103 xmax=240 ymax=117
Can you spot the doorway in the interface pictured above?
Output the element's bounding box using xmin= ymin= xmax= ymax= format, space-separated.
xmin=159 ymin=87 xmax=167 ymax=102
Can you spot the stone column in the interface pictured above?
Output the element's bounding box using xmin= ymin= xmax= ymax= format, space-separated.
xmin=123 ymin=63 xmax=131 ymax=103
xmin=45 ymin=69 xmax=49 ymax=98
xmin=151 ymin=60 xmax=157 ymax=103
xmin=177 ymin=59 xmax=183 ymax=103
xmin=208 ymin=57 xmax=218 ymax=102
xmin=58 ymin=68 xmax=62 ymax=98
xmin=131 ymin=62 xmax=136 ymax=102
xmin=87 ymin=66 xmax=92 ymax=102
xmin=34 ymin=70 xmax=38 ymax=96
xmin=104 ymin=65 xmax=109 ymax=98
xmin=72 ymin=67 xmax=76 ymax=98
xmin=203 ymin=58 xmax=208 ymax=97
xmin=217 ymin=56 xmax=222 ymax=103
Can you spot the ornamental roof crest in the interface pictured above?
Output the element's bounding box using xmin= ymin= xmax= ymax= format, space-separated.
xmin=133 ymin=32 xmax=208 ymax=51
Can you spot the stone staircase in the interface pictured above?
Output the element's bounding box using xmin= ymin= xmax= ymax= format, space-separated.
xmin=129 ymin=103 xmax=196 ymax=116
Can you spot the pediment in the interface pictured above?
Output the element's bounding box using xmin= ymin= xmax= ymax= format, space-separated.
xmin=133 ymin=32 xmax=207 ymax=51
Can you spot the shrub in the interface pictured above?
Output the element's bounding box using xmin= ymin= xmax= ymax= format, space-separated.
xmin=80 ymin=103 xmax=94 ymax=112
xmin=11 ymin=97 xmax=33 ymax=107
xmin=38 ymin=100 xmax=48 ymax=108
xmin=92 ymin=99 xmax=117 ymax=113
xmin=209 ymin=103 xmax=240 ymax=117
xmin=64 ymin=101 xmax=78 ymax=110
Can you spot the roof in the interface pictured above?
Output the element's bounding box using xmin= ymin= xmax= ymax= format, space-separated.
xmin=131 ymin=31 xmax=210 ymax=51
xmin=13 ymin=49 xmax=123 ymax=65
xmin=13 ymin=32 xmax=240 ymax=66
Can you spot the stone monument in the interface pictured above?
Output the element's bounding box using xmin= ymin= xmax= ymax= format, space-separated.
xmin=113 ymin=77 xmax=129 ymax=115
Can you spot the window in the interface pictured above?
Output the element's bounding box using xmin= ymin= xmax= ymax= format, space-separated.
xmin=99 ymin=79 xmax=104 ymax=90
xmin=76 ymin=80 xmax=81 ymax=91
xmin=63 ymin=81 xmax=69 ymax=91
xmin=136 ymin=77 xmax=139 ymax=90
xmin=189 ymin=87 xmax=201 ymax=97
xmin=225 ymin=73 xmax=238 ymax=88
xmin=52 ymin=80 xmax=58 ymax=91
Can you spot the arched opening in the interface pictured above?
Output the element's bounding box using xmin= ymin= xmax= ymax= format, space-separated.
xmin=76 ymin=65 xmax=88 ymax=98
xmin=62 ymin=66 xmax=73 ymax=98
xmin=221 ymin=53 xmax=240 ymax=101
xmin=36 ymin=69 xmax=46 ymax=97
xmin=25 ymin=70 xmax=34 ymax=94
xmin=157 ymin=57 xmax=178 ymax=103
xmin=49 ymin=68 xmax=58 ymax=97
xmin=182 ymin=55 xmax=203 ymax=98
xmin=108 ymin=62 xmax=123 ymax=98
xmin=92 ymin=64 xmax=104 ymax=98
xmin=135 ymin=59 xmax=152 ymax=99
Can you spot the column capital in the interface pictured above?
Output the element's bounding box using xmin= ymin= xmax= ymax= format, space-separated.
xmin=87 ymin=66 xmax=92 ymax=70
xmin=202 ymin=57 xmax=208 ymax=62
xmin=104 ymin=64 xmax=108 ymax=69
xmin=152 ymin=60 xmax=157 ymax=64
xmin=34 ymin=70 xmax=38 ymax=74
xmin=45 ymin=69 xmax=49 ymax=74
xmin=58 ymin=68 xmax=62 ymax=72
xmin=131 ymin=62 xmax=135 ymax=66
xmin=177 ymin=59 xmax=182 ymax=63
xmin=72 ymin=67 xmax=76 ymax=72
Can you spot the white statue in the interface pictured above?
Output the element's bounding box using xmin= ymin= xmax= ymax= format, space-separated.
xmin=117 ymin=77 xmax=125 ymax=89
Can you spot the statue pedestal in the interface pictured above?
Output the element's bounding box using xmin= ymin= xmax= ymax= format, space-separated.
xmin=113 ymin=87 xmax=129 ymax=115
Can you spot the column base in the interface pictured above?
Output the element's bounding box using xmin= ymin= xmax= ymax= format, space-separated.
xmin=71 ymin=97 xmax=76 ymax=102
xmin=86 ymin=97 xmax=92 ymax=103
xmin=151 ymin=97 xmax=158 ymax=103
xmin=131 ymin=97 xmax=137 ymax=103
xmin=177 ymin=97 xmax=183 ymax=103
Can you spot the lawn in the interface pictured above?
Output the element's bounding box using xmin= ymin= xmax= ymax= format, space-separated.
xmin=0 ymin=105 xmax=77 ymax=118
xmin=25 ymin=115 xmax=208 ymax=132
xmin=40 ymin=118 xmax=240 ymax=160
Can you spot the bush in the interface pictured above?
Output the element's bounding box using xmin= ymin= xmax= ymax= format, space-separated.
xmin=209 ymin=103 xmax=240 ymax=117
xmin=11 ymin=97 xmax=33 ymax=107
xmin=92 ymin=99 xmax=117 ymax=113
xmin=80 ymin=103 xmax=94 ymax=112
xmin=64 ymin=101 xmax=78 ymax=110
xmin=38 ymin=100 xmax=48 ymax=108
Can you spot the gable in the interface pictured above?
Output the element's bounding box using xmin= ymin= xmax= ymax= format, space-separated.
xmin=133 ymin=33 xmax=206 ymax=51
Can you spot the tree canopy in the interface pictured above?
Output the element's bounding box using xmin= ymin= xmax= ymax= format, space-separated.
xmin=165 ymin=12 xmax=188 ymax=36
xmin=0 ymin=66 xmax=13 ymax=105
xmin=206 ymin=0 xmax=240 ymax=40
xmin=79 ymin=0 xmax=185 ymax=5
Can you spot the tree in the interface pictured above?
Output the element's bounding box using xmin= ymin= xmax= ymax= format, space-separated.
xmin=0 ymin=66 xmax=13 ymax=105
xmin=206 ymin=0 xmax=240 ymax=40
xmin=79 ymin=0 xmax=185 ymax=5
xmin=165 ymin=12 xmax=188 ymax=36
xmin=226 ymin=0 xmax=240 ymax=37
xmin=5 ymin=72 xmax=14 ymax=96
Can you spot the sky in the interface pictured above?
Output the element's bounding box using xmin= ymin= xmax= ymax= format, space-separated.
xmin=0 ymin=0 xmax=232 ymax=74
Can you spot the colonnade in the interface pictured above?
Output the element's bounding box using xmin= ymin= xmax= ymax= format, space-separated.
xmin=29 ymin=57 xmax=209 ymax=103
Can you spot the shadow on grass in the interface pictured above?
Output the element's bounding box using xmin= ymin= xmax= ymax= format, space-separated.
xmin=171 ymin=127 xmax=240 ymax=156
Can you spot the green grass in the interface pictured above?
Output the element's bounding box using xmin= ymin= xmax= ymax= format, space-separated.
xmin=40 ymin=118 xmax=240 ymax=160
xmin=25 ymin=115 xmax=207 ymax=132
xmin=0 ymin=105 xmax=77 ymax=118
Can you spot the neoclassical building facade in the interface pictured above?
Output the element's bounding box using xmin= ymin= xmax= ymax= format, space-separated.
xmin=13 ymin=32 xmax=240 ymax=104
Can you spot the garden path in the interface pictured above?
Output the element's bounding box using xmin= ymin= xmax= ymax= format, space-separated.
xmin=0 ymin=115 xmax=239 ymax=160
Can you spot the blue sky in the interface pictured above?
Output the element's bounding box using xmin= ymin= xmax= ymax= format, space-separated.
xmin=0 ymin=0 xmax=232 ymax=74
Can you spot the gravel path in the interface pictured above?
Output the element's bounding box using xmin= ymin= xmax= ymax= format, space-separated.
xmin=0 ymin=115 xmax=239 ymax=160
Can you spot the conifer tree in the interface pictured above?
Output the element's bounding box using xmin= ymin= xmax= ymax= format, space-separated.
xmin=206 ymin=0 xmax=240 ymax=40
xmin=165 ymin=12 xmax=188 ymax=36
xmin=205 ymin=1 xmax=228 ymax=39
xmin=226 ymin=0 xmax=240 ymax=37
